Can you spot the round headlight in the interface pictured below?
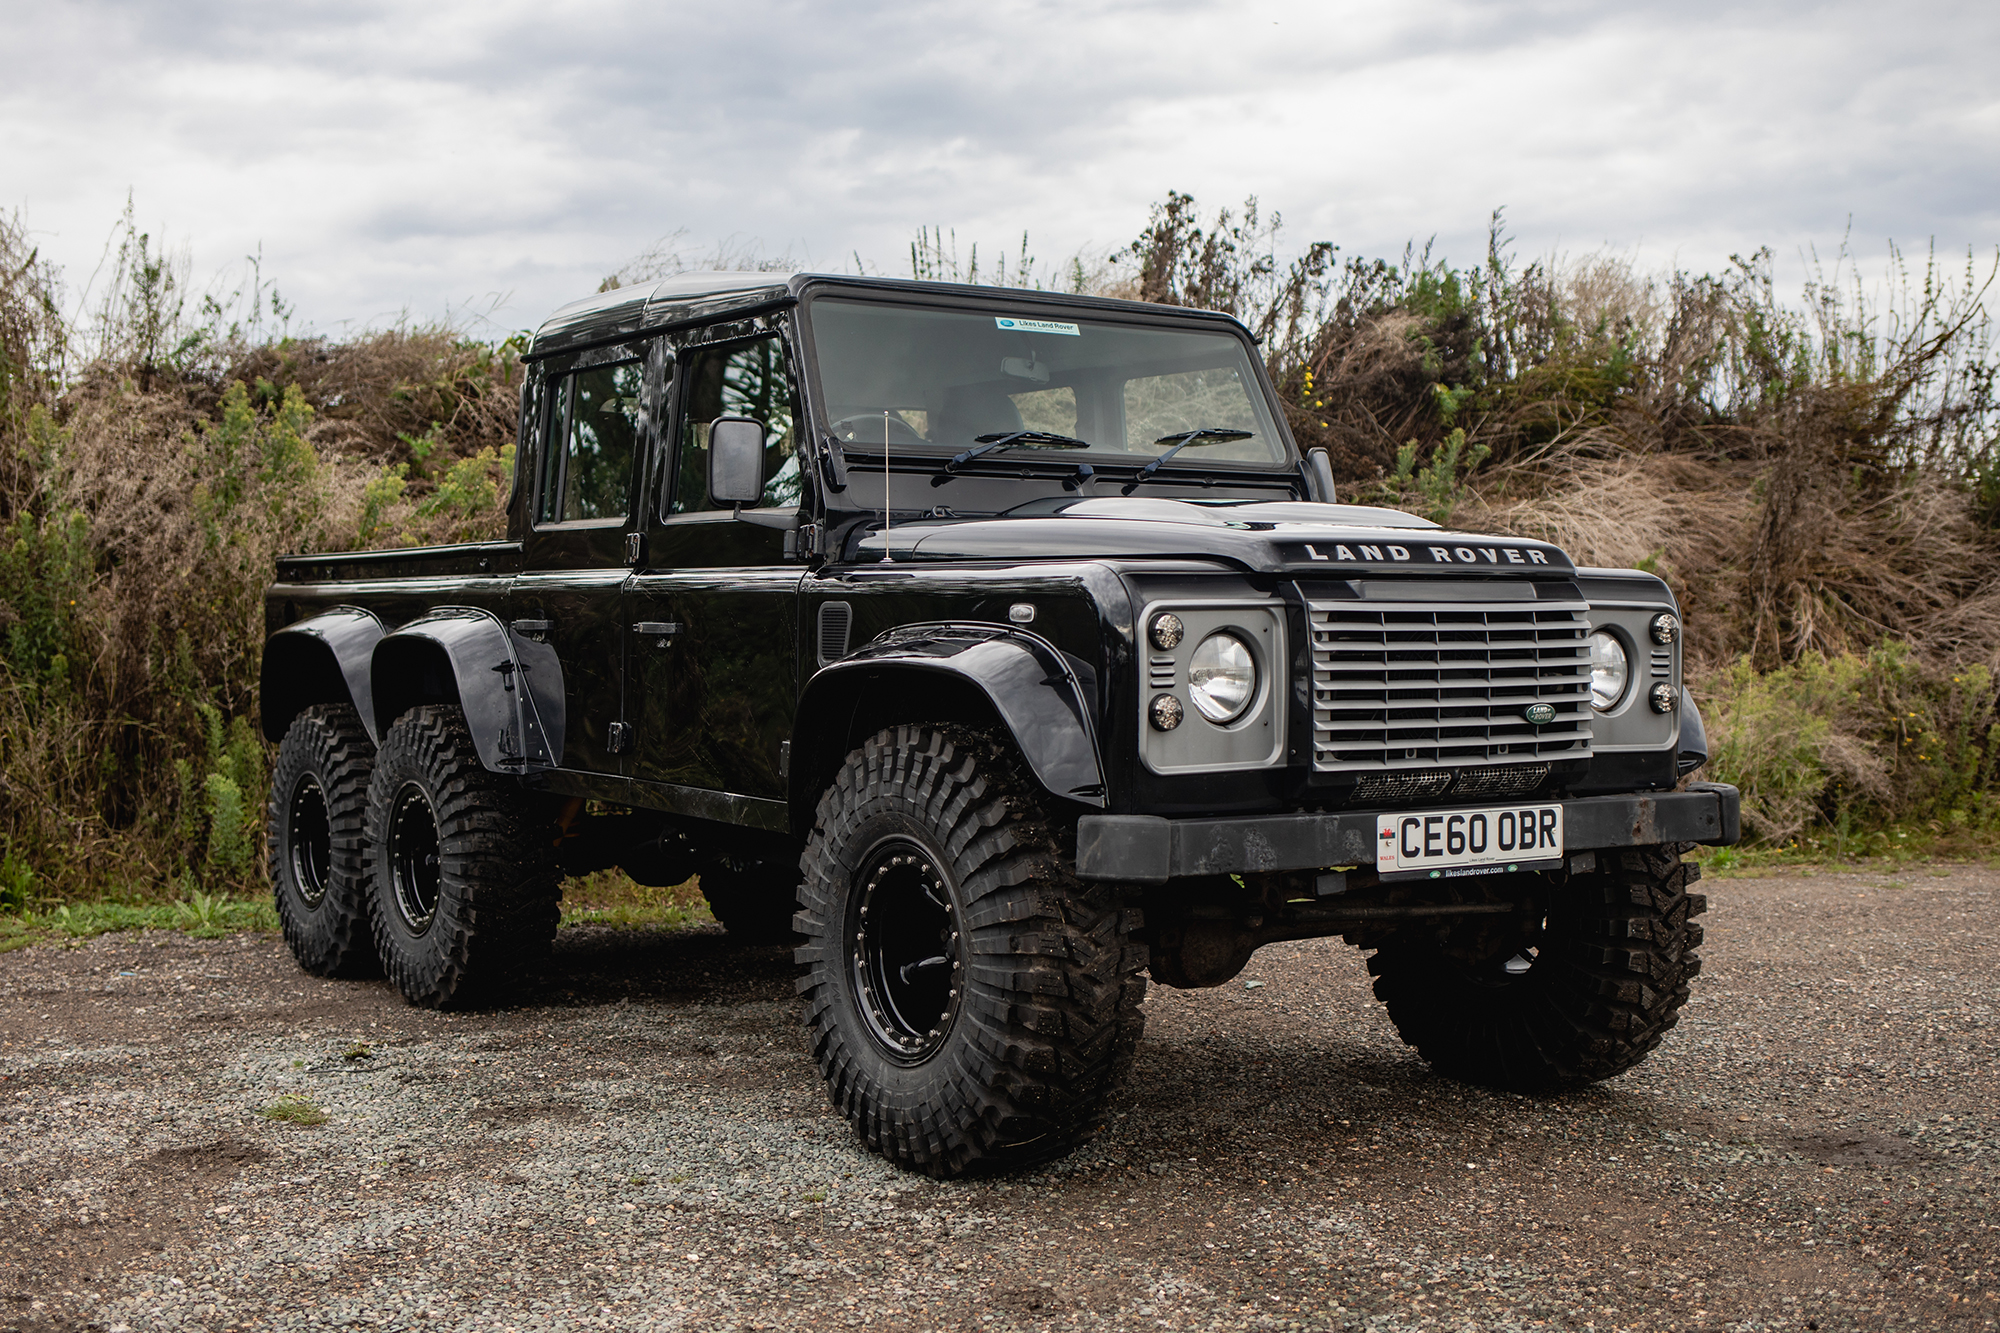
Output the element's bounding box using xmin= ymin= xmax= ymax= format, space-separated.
xmin=1188 ymin=632 xmax=1257 ymax=724
xmin=1588 ymin=630 xmax=1629 ymax=712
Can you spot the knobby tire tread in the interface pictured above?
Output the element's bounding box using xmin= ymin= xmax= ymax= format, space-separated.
xmin=1368 ymin=845 xmax=1707 ymax=1090
xmin=795 ymin=724 xmax=1148 ymax=1178
xmin=364 ymin=706 xmax=561 ymax=1009
xmin=268 ymin=703 xmax=379 ymax=978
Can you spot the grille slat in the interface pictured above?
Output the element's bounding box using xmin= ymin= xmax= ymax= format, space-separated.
xmin=1309 ymin=599 xmax=1594 ymax=771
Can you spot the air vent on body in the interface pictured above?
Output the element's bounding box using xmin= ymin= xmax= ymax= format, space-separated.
xmin=817 ymin=601 xmax=853 ymax=666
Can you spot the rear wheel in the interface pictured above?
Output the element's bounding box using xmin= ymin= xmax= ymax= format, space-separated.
xmin=363 ymin=706 xmax=561 ymax=1008
xmin=1368 ymin=844 xmax=1706 ymax=1089
xmin=796 ymin=725 xmax=1148 ymax=1177
xmin=268 ymin=704 xmax=377 ymax=977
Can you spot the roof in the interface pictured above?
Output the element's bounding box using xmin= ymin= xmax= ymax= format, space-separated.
xmin=526 ymin=272 xmax=1253 ymax=359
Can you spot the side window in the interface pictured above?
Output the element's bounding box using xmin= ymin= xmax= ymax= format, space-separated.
xmin=535 ymin=360 xmax=643 ymax=524
xmin=670 ymin=336 xmax=801 ymax=515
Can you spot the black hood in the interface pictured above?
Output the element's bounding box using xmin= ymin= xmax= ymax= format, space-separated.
xmin=851 ymin=496 xmax=1574 ymax=576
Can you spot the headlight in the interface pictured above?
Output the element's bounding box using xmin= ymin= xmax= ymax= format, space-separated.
xmin=1588 ymin=630 xmax=1629 ymax=712
xmin=1188 ymin=632 xmax=1256 ymax=724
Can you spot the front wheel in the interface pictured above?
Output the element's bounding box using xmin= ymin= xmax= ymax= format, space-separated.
xmin=1368 ymin=844 xmax=1707 ymax=1090
xmin=363 ymin=706 xmax=562 ymax=1008
xmin=795 ymin=725 xmax=1148 ymax=1178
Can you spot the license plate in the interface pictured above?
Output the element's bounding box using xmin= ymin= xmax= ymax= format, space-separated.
xmin=1375 ymin=803 xmax=1564 ymax=880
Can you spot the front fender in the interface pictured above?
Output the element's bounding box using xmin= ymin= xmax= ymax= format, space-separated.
xmin=370 ymin=609 xmax=566 ymax=774
xmin=1678 ymin=686 xmax=1709 ymax=777
xmin=260 ymin=607 xmax=385 ymax=743
xmin=800 ymin=623 xmax=1107 ymax=809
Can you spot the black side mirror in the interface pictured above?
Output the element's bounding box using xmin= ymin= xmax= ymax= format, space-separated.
xmin=708 ymin=416 xmax=765 ymax=507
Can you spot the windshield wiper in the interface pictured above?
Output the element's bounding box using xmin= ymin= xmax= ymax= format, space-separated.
xmin=1123 ymin=427 xmax=1254 ymax=492
xmin=942 ymin=430 xmax=1090 ymax=473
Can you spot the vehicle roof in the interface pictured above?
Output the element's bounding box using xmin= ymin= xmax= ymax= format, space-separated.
xmin=526 ymin=272 xmax=1254 ymax=359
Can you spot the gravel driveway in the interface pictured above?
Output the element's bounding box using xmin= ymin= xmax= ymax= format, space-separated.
xmin=3 ymin=864 xmax=1996 ymax=1333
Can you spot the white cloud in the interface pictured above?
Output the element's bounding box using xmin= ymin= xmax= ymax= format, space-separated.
xmin=2 ymin=0 xmax=1993 ymax=334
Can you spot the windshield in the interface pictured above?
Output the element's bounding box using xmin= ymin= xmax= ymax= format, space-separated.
xmin=804 ymin=297 xmax=1291 ymax=471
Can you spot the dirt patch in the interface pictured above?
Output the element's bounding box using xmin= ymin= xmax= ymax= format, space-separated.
xmin=3 ymin=869 xmax=1998 ymax=1331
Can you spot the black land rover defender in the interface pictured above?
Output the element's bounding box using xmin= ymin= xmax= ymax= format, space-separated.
xmin=261 ymin=272 xmax=1739 ymax=1177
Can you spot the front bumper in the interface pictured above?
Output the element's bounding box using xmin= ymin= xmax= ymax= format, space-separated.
xmin=1074 ymin=782 xmax=1740 ymax=884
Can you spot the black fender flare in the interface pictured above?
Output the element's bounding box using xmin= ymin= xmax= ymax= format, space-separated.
xmin=1677 ymin=685 xmax=1709 ymax=777
xmin=796 ymin=622 xmax=1107 ymax=813
xmin=369 ymin=609 xmax=566 ymax=774
xmin=260 ymin=607 xmax=386 ymax=743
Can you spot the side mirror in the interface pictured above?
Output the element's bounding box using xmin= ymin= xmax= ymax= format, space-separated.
xmin=708 ymin=416 xmax=765 ymax=507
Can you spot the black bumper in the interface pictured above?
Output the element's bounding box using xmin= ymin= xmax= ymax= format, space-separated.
xmin=1073 ymin=782 xmax=1741 ymax=884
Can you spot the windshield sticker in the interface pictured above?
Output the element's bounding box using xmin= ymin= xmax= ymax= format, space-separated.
xmin=995 ymin=317 xmax=1080 ymax=336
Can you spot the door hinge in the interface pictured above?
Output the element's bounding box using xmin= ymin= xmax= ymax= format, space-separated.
xmin=606 ymin=721 xmax=633 ymax=755
xmin=626 ymin=532 xmax=645 ymax=566
xmin=788 ymin=522 xmax=823 ymax=561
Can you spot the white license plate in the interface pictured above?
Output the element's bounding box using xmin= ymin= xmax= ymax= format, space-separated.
xmin=1375 ymin=803 xmax=1564 ymax=879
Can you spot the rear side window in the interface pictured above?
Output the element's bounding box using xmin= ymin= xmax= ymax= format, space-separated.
xmin=536 ymin=360 xmax=643 ymax=524
xmin=669 ymin=336 xmax=801 ymax=515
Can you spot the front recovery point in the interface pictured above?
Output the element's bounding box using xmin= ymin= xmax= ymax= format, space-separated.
xmin=1073 ymin=782 xmax=1741 ymax=884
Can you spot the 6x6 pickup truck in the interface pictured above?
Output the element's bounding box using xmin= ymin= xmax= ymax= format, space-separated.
xmin=262 ymin=272 xmax=1740 ymax=1177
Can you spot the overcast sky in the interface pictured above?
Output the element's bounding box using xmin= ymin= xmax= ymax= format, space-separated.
xmin=3 ymin=0 xmax=1995 ymax=338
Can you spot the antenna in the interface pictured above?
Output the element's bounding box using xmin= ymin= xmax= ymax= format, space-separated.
xmin=880 ymin=410 xmax=894 ymax=563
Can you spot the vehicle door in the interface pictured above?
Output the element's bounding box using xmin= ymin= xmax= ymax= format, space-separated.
xmin=514 ymin=341 xmax=652 ymax=782
xmin=628 ymin=329 xmax=804 ymax=809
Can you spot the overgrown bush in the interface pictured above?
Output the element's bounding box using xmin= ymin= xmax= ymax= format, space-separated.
xmin=2 ymin=196 xmax=1997 ymax=901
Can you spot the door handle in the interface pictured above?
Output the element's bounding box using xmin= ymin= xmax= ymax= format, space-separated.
xmin=511 ymin=619 xmax=552 ymax=641
xmin=633 ymin=621 xmax=681 ymax=647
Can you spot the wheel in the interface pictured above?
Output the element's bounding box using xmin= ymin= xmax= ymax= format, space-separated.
xmin=268 ymin=704 xmax=378 ymax=977
xmin=1367 ymin=844 xmax=1707 ymax=1090
xmin=795 ymin=724 xmax=1148 ymax=1177
xmin=699 ymin=854 xmax=801 ymax=944
xmin=362 ymin=705 xmax=561 ymax=1008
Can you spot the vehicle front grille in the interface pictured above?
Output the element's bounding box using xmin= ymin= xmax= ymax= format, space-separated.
xmin=1308 ymin=598 xmax=1593 ymax=772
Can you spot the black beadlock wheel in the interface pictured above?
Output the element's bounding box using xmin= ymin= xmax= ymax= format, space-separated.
xmin=268 ymin=703 xmax=378 ymax=977
xmin=795 ymin=725 xmax=1148 ymax=1178
xmin=699 ymin=854 xmax=803 ymax=945
xmin=1368 ymin=844 xmax=1707 ymax=1090
xmin=363 ymin=705 xmax=561 ymax=1009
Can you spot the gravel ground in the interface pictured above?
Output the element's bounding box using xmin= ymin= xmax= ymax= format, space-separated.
xmin=3 ymin=863 xmax=1997 ymax=1333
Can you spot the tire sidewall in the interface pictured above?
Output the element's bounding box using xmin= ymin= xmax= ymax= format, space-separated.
xmin=364 ymin=711 xmax=470 ymax=1002
xmin=268 ymin=706 xmax=375 ymax=977
xmin=812 ymin=806 xmax=973 ymax=1104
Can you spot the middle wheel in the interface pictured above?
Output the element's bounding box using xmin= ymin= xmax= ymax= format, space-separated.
xmin=362 ymin=704 xmax=562 ymax=1009
xmin=796 ymin=724 xmax=1148 ymax=1177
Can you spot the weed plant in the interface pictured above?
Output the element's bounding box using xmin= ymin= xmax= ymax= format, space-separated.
xmin=3 ymin=197 xmax=1998 ymax=916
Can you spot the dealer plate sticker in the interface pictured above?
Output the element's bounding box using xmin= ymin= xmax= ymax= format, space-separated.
xmin=994 ymin=316 xmax=1079 ymax=336
xmin=1376 ymin=804 xmax=1564 ymax=879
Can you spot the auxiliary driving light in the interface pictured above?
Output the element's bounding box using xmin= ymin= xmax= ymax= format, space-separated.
xmin=1649 ymin=682 xmax=1678 ymax=713
xmin=1651 ymin=612 xmax=1680 ymax=645
xmin=1149 ymin=612 xmax=1184 ymax=651
xmin=1149 ymin=693 xmax=1184 ymax=731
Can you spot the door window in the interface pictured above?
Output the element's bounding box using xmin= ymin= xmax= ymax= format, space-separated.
xmin=536 ymin=360 xmax=644 ymax=524
xmin=669 ymin=337 xmax=801 ymax=515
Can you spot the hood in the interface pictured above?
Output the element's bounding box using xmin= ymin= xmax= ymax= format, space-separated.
xmin=851 ymin=495 xmax=1575 ymax=575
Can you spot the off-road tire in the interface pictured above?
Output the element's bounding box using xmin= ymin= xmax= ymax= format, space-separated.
xmin=268 ymin=704 xmax=378 ymax=977
xmin=699 ymin=855 xmax=803 ymax=945
xmin=363 ymin=705 xmax=561 ymax=1009
xmin=1369 ymin=844 xmax=1706 ymax=1090
xmin=795 ymin=724 xmax=1148 ymax=1178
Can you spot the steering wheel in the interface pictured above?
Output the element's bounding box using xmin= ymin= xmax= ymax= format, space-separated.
xmin=831 ymin=413 xmax=930 ymax=446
